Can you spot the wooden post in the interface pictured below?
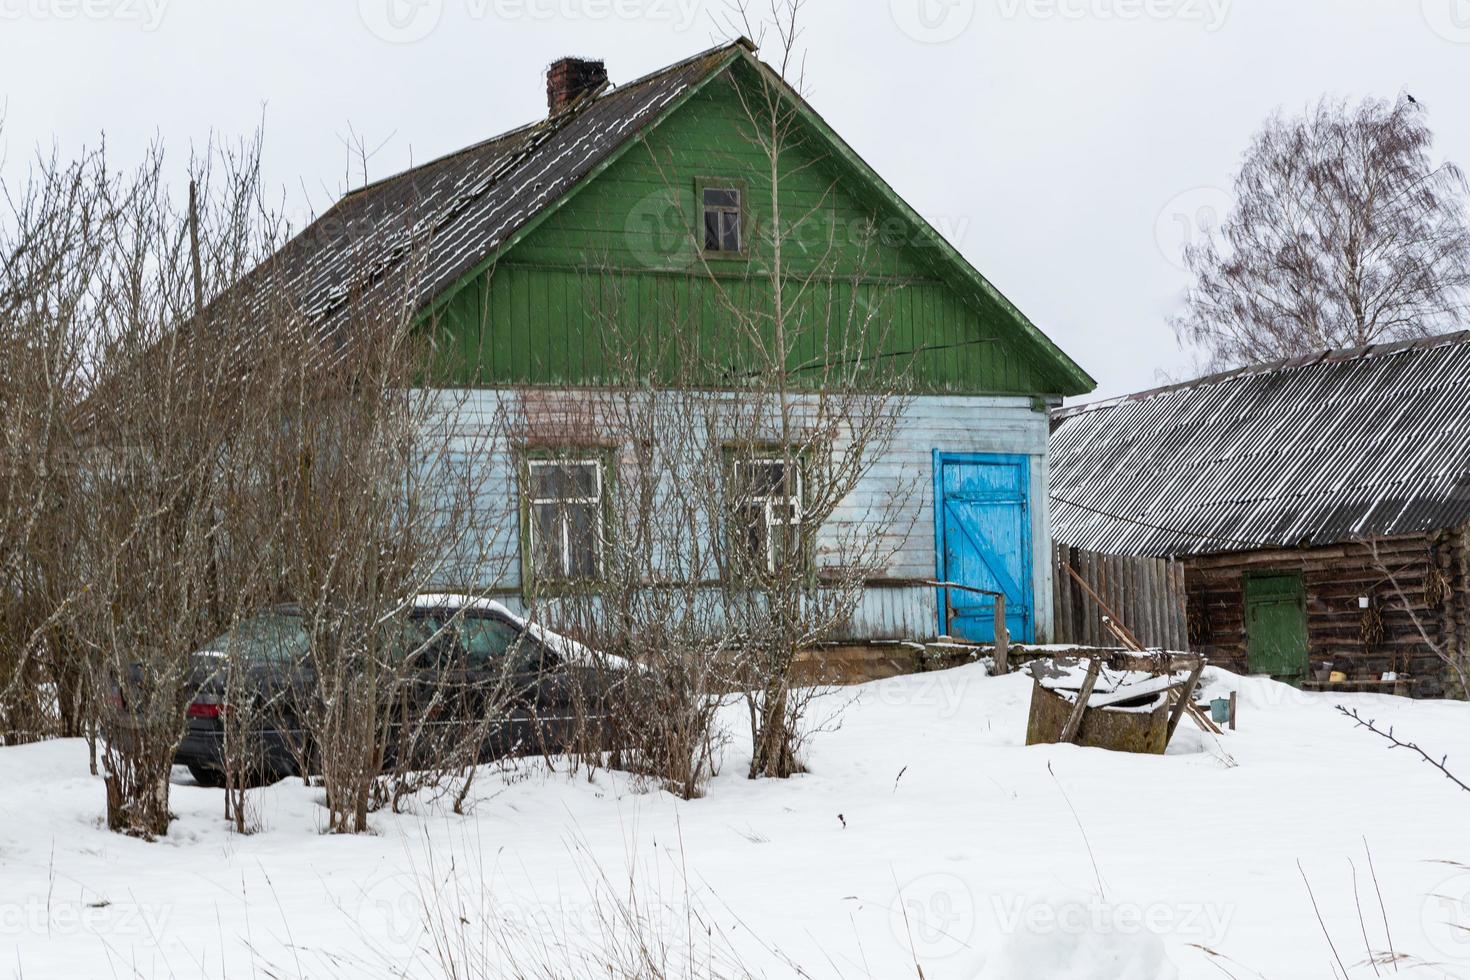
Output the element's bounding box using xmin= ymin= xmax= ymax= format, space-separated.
xmin=1228 ymin=690 xmax=1238 ymax=731
xmin=994 ymin=593 xmax=1009 ymax=675
xmin=1060 ymin=658 xmax=1101 ymax=743
xmin=1166 ymin=658 xmax=1205 ymax=741
xmin=188 ymin=178 xmax=205 ymax=317
xmin=1082 ymin=551 xmax=1096 ymax=647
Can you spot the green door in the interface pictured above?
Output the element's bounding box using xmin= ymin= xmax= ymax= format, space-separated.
xmin=1244 ymin=573 xmax=1308 ymax=680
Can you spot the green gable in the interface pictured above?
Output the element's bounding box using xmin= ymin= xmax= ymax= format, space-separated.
xmin=425 ymin=51 xmax=1093 ymax=398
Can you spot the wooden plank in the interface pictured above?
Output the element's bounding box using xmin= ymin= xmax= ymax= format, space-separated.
xmin=1062 ymin=560 xmax=1144 ymax=652
xmin=1133 ymin=558 xmax=1146 ymax=647
xmin=1163 ymin=560 xmax=1176 ymax=651
xmin=1093 ymin=555 xmax=1105 ymax=646
xmin=1104 ymin=554 xmax=1116 ymax=640
xmin=1059 ymin=544 xmax=1075 ymax=645
xmin=1133 ymin=559 xmax=1147 ymax=649
xmin=1171 ymin=559 xmax=1184 ymax=648
xmin=1072 ymin=550 xmax=1084 ymax=646
xmin=1149 ymin=558 xmax=1164 ymax=649
xmin=1080 ymin=551 xmax=1094 ymax=646
xmin=1060 ymin=658 xmax=1102 ymax=743
xmin=1059 ymin=544 xmax=1072 ymax=645
xmin=1174 ymin=560 xmax=1189 ymax=652
xmin=1166 ymin=659 xmax=1205 ymax=741
xmin=1085 ymin=674 xmax=1186 ymax=708
xmin=1052 ymin=543 xmax=1065 ymax=644
xmin=1161 ymin=558 xmax=1174 ymax=648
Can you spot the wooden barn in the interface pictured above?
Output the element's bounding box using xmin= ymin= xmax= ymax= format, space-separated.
xmin=1049 ymin=333 xmax=1470 ymax=698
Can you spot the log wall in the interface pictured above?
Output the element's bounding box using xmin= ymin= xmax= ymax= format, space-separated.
xmin=1184 ymin=530 xmax=1470 ymax=698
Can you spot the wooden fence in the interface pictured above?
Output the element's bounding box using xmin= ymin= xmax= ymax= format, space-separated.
xmin=1051 ymin=543 xmax=1190 ymax=651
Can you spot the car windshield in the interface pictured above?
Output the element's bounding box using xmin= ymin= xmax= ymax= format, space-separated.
xmin=202 ymin=613 xmax=308 ymax=664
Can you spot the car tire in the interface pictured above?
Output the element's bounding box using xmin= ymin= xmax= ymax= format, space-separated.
xmin=188 ymin=764 xmax=227 ymax=788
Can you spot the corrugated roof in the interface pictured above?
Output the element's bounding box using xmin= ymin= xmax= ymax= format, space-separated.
xmin=1049 ymin=332 xmax=1470 ymax=557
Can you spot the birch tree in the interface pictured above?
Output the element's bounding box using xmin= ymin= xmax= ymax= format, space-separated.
xmin=1174 ymin=96 xmax=1470 ymax=369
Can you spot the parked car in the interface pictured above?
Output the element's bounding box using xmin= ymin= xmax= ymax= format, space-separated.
xmin=173 ymin=597 xmax=619 ymax=788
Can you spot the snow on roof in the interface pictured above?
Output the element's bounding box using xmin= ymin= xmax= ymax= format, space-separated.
xmin=218 ymin=42 xmax=740 ymax=348
xmin=1050 ymin=331 xmax=1470 ymax=557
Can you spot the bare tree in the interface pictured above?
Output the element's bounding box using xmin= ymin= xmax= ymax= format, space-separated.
xmin=506 ymin=5 xmax=924 ymax=786
xmin=510 ymin=369 xmax=743 ymax=800
xmin=1174 ymin=95 xmax=1470 ymax=369
xmin=70 ymin=137 xmax=301 ymax=838
xmin=0 ymin=143 xmax=116 ymax=746
xmin=0 ymin=127 xmax=515 ymax=836
xmin=527 ymin=2 xmax=918 ymax=781
xmin=220 ymin=244 xmax=518 ymax=832
xmin=707 ymin=3 xmax=919 ymax=779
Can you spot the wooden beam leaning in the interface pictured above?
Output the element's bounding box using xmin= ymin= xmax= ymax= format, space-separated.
xmin=1060 ymin=658 xmax=1102 ymax=744
xmin=1062 ymin=561 xmax=1145 ymax=652
xmin=1166 ymin=658 xmax=1206 ymax=741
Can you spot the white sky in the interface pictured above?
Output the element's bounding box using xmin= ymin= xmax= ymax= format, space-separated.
xmin=2 ymin=0 xmax=1467 ymax=401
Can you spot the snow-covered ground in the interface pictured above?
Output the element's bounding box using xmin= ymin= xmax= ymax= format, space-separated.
xmin=3 ymin=665 xmax=1469 ymax=979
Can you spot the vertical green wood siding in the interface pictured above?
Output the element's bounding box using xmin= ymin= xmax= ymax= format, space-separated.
xmin=432 ymin=73 xmax=1070 ymax=396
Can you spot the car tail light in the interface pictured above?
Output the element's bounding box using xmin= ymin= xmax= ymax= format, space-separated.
xmin=187 ymin=700 xmax=227 ymax=719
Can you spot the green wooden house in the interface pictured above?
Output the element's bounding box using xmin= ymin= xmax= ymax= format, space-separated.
xmin=255 ymin=40 xmax=1094 ymax=660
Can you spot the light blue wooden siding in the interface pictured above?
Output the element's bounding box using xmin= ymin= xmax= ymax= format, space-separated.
xmin=832 ymin=395 xmax=1053 ymax=641
xmin=429 ymin=390 xmax=1054 ymax=643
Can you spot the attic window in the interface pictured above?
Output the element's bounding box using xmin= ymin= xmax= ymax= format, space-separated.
xmin=702 ymin=186 xmax=743 ymax=253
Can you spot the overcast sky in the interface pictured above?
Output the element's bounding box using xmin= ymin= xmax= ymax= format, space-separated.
xmin=2 ymin=0 xmax=1467 ymax=401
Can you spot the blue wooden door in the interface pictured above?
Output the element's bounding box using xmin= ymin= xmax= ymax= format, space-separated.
xmin=934 ymin=453 xmax=1034 ymax=643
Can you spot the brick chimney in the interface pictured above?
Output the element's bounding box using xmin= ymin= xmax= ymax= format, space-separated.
xmin=546 ymin=57 xmax=607 ymax=115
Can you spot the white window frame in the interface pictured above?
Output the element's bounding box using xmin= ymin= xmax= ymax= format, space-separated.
xmin=526 ymin=457 xmax=605 ymax=582
xmin=734 ymin=457 xmax=803 ymax=573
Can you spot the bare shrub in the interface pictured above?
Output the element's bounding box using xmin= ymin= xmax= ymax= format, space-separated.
xmin=0 ymin=143 xmax=112 ymax=745
xmin=241 ymin=275 xmax=515 ymax=833
xmin=73 ymin=138 xmax=290 ymax=838
xmin=515 ymin=385 xmax=741 ymax=800
xmin=2 ymin=128 xmax=515 ymax=836
xmin=510 ymin=3 xmax=922 ymax=789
